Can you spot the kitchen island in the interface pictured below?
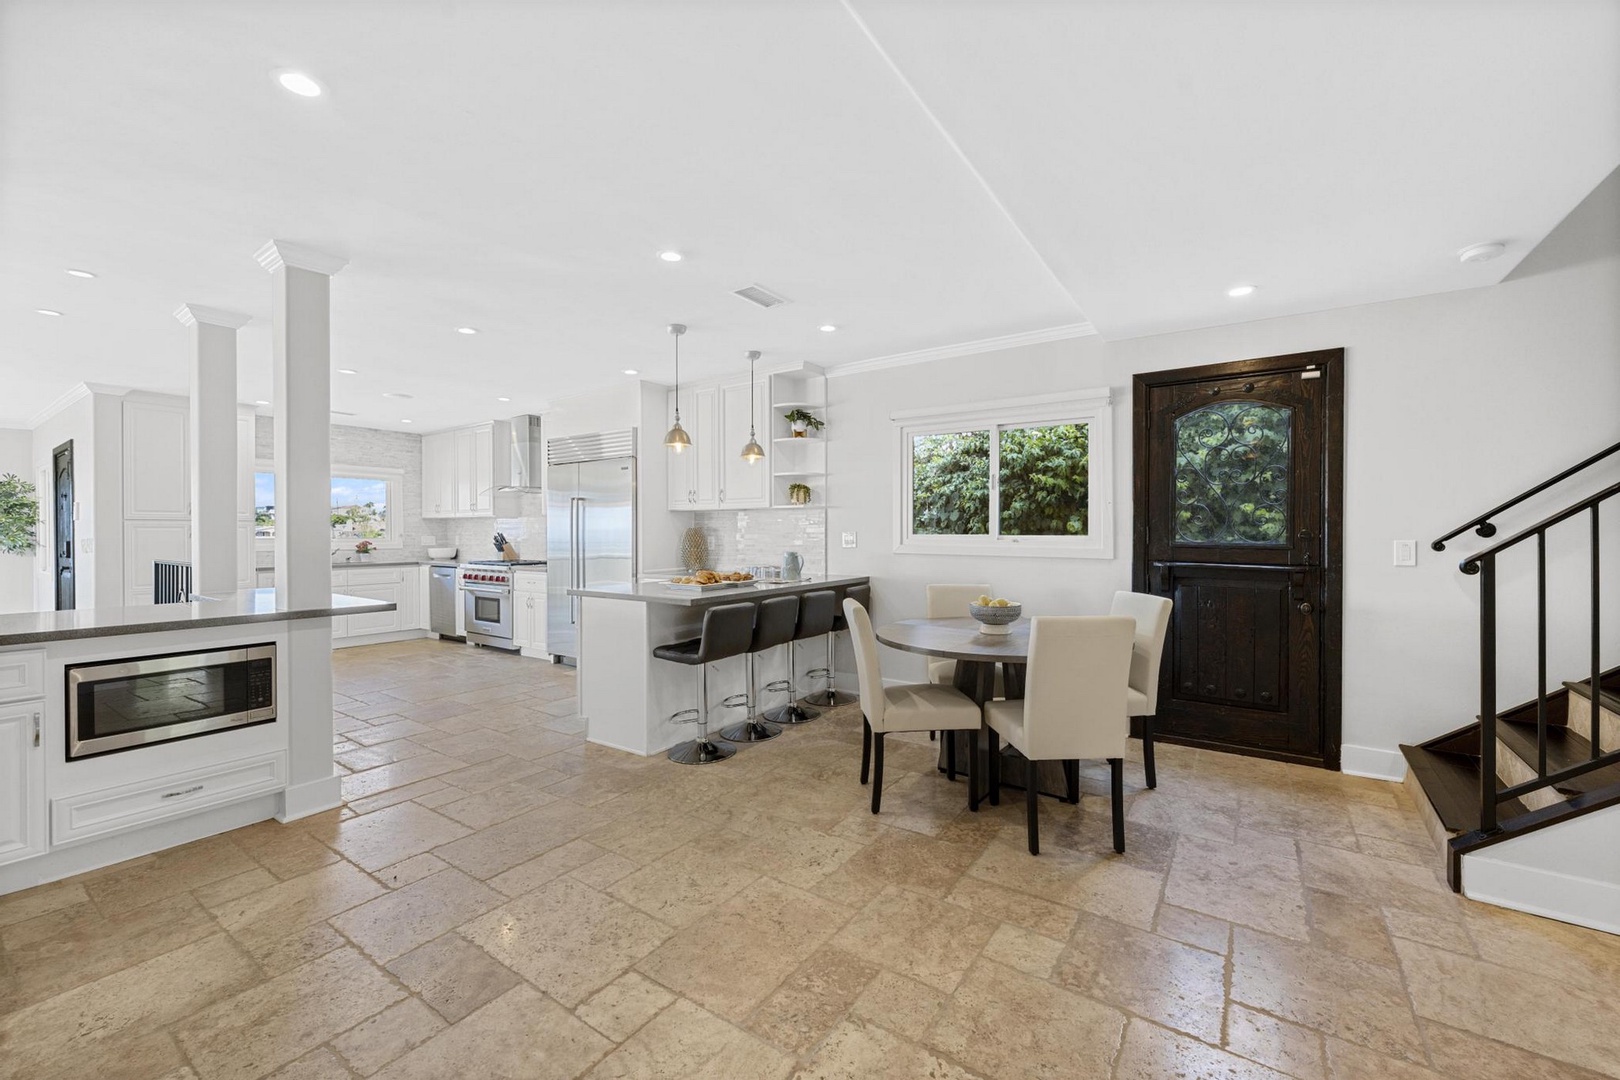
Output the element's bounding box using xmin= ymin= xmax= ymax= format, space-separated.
xmin=569 ymin=576 xmax=870 ymax=755
xmin=0 ymin=589 xmax=393 ymax=895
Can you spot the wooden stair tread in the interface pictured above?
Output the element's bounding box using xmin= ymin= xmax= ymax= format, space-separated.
xmin=1495 ymin=722 xmax=1620 ymax=795
xmin=1563 ymin=676 xmax=1620 ymax=716
xmin=1400 ymin=744 xmax=1530 ymax=833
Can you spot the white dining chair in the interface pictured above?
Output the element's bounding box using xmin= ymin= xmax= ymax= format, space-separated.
xmin=1109 ymin=591 xmax=1173 ymax=789
xmin=845 ymin=598 xmax=984 ymax=815
xmin=924 ymin=583 xmax=993 ymax=687
xmin=982 ymin=615 xmax=1134 ymax=856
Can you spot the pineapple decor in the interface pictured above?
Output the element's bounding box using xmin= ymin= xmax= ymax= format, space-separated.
xmin=679 ymin=527 xmax=709 ymax=573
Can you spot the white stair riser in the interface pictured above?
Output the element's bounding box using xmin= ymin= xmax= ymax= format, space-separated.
xmin=1566 ymin=693 xmax=1619 ymax=755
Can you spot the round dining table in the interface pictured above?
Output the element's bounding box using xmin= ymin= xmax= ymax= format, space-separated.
xmin=875 ymin=617 xmax=1072 ymax=801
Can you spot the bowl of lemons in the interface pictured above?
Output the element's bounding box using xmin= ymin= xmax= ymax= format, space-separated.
xmin=967 ymin=595 xmax=1022 ymax=635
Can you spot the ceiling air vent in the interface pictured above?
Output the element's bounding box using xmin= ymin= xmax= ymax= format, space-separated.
xmin=330 ymin=410 xmax=357 ymax=417
xmin=732 ymin=283 xmax=791 ymax=309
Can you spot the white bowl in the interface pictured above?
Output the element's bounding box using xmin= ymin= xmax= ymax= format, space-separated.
xmin=427 ymin=547 xmax=458 ymax=560
xmin=968 ymin=601 xmax=1022 ymax=635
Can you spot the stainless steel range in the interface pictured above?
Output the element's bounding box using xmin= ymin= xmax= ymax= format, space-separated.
xmin=457 ymin=560 xmax=545 ymax=650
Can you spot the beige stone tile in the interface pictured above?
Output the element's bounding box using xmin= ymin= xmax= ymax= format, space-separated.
xmin=1307 ymin=888 xmax=1399 ymax=967
xmin=1165 ymin=833 xmax=1310 ymax=940
xmin=386 ymin=932 xmax=522 ymax=1024
xmin=336 ymin=737 xmax=438 ymax=772
xmin=1323 ymin=1037 xmax=1446 ymax=1079
xmin=325 ymin=802 xmax=470 ymax=872
xmin=830 ymin=884 xmax=993 ymax=994
xmin=252 ymin=922 xmax=352 ymax=977
xmin=570 ymin=852 xmax=639 ymax=890
xmin=434 ymin=799 xmax=620 ymax=879
xmin=1297 ymin=841 xmax=1457 ymax=920
xmin=435 ymin=753 xmax=555 ymax=795
xmin=746 ymin=946 xmax=880 ymax=1054
xmin=234 ymin=821 xmax=345 ymax=880
xmin=0 ymin=934 xmax=260 ymax=1080
xmin=0 ymin=879 xmax=89 ymax=929
xmin=208 ymin=860 xmax=386 ymax=958
xmin=584 ymin=814 xmax=699 ymax=865
xmin=927 ymin=957 xmax=1126 ymax=1080
xmin=341 ymin=754 xmax=467 ymax=801
xmin=1394 ymin=936 xmax=1620 ymax=1076
xmin=1054 ymin=911 xmax=1227 ymax=1043
xmin=348 ymin=718 xmax=437 ymax=745
xmin=848 ymin=970 xmax=947 ymax=1041
xmin=1153 ymin=902 xmax=1233 ymax=954
xmin=1116 ymin=1017 xmax=1294 ymax=1080
xmin=331 ymin=997 xmax=445 ymax=1076
xmin=1228 ymin=1002 xmax=1328 ymax=1080
xmin=1422 ymin=1022 xmax=1613 ymax=1080
xmin=1383 ymin=907 xmax=1475 ymax=954
xmin=1064 ymin=857 xmax=1164 ymax=932
xmin=982 ymin=922 xmax=1065 ymax=979
xmin=431 ymin=778 xmax=564 ymax=830
xmin=263 ymin=1048 xmax=354 ymax=1079
xmin=606 ymin=842 xmax=761 ymax=927
xmin=346 ymin=778 xmax=453 ymax=816
xmin=1357 ymin=834 xmax=1435 ymax=867
xmin=374 ymin=984 xmax=612 ymax=1080
xmin=942 ymin=875 xmax=1079 ymax=939
xmin=332 ymin=867 xmax=505 ymax=962
xmin=462 ymin=877 xmax=674 ymax=1008
xmin=793 ymin=1018 xmax=985 ymax=1080
xmin=837 ymin=827 xmax=987 ymax=899
xmin=726 ymin=821 xmax=867 ymax=890
xmin=174 ymin=946 xmax=406 ymax=1080
xmin=583 ymin=996 xmax=793 ymax=1080
xmin=638 ymin=877 xmax=852 ymax=1021
xmin=485 ymin=838 xmax=605 ymax=896
xmin=1462 ymin=902 xmax=1620 ymax=987
xmin=576 ymin=971 xmax=676 ymax=1043
xmin=373 ymin=852 xmax=449 ymax=889
xmin=83 ymin=834 xmax=258 ymax=915
xmin=1232 ymin=927 xmax=1425 ymax=1063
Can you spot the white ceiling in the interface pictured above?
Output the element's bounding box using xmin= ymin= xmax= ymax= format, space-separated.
xmin=2 ymin=1 xmax=1615 ymax=431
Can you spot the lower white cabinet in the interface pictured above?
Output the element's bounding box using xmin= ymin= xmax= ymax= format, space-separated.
xmin=512 ymin=570 xmax=547 ymax=655
xmin=51 ymin=752 xmax=286 ymax=846
xmin=0 ymin=700 xmax=46 ymax=867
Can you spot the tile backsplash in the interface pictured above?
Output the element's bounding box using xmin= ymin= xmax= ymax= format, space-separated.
xmin=689 ymin=509 xmax=827 ymax=578
xmin=441 ymin=493 xmax=547 ymax=562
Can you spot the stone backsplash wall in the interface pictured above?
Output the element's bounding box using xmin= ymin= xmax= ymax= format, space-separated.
xmin=688 ymin=508 xmax=827 ymax=578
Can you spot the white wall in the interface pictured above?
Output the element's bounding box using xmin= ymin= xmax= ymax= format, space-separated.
xmin=0 ymin=429 xmax=35 ymax=613
xmin=827 ymin=170 xmax=1620 ymax=777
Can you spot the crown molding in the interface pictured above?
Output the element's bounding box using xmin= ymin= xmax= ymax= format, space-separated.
xmin=253 ymin=240 xmax=349 ymax=276
xmin=826 ymin=322 xmax=1097 ymax=378
xmin=174 ymin=303 xmax=251 ymax=329
xmin=0 ymin=416 xmax=29 ymax=430
xmin=25 ymin=381 xmax=130 ymax=429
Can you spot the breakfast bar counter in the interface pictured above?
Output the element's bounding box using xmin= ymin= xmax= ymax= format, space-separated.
xmin=570 ymin=575 xmax=873 ymax=608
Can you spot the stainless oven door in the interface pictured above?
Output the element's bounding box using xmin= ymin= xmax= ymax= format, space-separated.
xmin=67 ymin=644 xmax=277 ymax=759
xmin=463 ymin=584 xmax=513 ymax=645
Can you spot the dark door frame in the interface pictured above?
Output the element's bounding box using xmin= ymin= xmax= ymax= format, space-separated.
xmin=1130 ymin=348 xmax=1345 ymax=769
xmin=53 ymin=439 xmax=75 ymax=612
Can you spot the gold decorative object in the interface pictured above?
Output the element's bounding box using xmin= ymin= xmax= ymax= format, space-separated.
xmin=679 ymin=527 xmax=709 ymax=572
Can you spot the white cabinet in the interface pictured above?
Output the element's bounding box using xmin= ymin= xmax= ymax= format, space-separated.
xmin=423 ymin=422 xmax=509 ymax=518
xmin=123 ymin=521 xmax=190 ymax=605
xmin=0 ymin=697 xmax=46 ymax=867
xmin=256 ymin=569 xmax=275 ymax=589
xmin=330 ymin=570 xmax=349 ymax=638
xmin=665 ymin=383 xmax=766 ymax=510
xmin=666 ymin=401 xmax=697 ymax=510
xmin=512 ymin=570 xmax=547 ymax=656
xmin=422 ymin=431 xmax=455 ymax=517
xmin=123 ymin=399 xmax=189 ymax=519
xmin=720 ymin=381 xmax=769 ymax=509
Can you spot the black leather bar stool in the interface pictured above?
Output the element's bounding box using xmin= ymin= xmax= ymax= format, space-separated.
xmin=807 ymin=583 xmax=868 ymax=707
xmin=654 ymin=601 xmax=757 ymax=765
xmin=765 ymin=589 xmax=836 ymax=724
xmin=720 ymin=594 xmax=798 ymax=743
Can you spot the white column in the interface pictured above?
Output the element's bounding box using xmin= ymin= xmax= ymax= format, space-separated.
xmin=174 ymin=304 xmax=249 ymax=597
xmin=255 ymin=239 xmax=347 ymax=821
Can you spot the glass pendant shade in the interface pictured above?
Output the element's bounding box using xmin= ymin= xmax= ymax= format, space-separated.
xmin=666 ymin=420 xmax=691 ymax=453
xmin=741 ymin=435 xmax=765 ymax=462
xmin=665 ymin=323 xmax=689 ymax=453
xmin=740 ymin=349 xmax=764 ymax=464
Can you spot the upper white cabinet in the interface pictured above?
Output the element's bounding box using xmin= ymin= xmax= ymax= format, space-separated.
xmin=123 ymin=399 xmax=189 ymax=518
xmin=665 ymin=381 xmax=768 ymax=511
xmin=423 ymin=421 xmax=510 ymax=518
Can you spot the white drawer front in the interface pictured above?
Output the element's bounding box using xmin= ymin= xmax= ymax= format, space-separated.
xmin=346 ymin=567 xmax=406 ymax=586
xmin=0 ymin=651 xmax=45 ymax=704
xmin=51 ymin=752 xmax=286 ymax=846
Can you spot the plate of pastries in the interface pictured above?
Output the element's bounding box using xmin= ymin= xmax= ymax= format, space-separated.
xmin=665 ymin=569 xmax=756 ymax=591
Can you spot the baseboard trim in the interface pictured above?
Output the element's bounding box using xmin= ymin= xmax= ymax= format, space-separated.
xmin=1464 ymin=855 xmax=1620 ymax=936
xmin=278 ymin=774 xmax=343 ymax=821
xmin=1341 ymin=744 xmax=1406 ymax=782
xmin=332 ymin=630 xmax=430 ymax=650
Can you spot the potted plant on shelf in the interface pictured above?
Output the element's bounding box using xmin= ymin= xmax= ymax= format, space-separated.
xmin=354 ymin=539 xmax=375 ymax=562
xmin=783 ymin=408 xmax=824 ymax=438
xmin=0 ymin=473 xmax=39 ymax=557
xmin=787 ymin=482 xmax=812 ymax=505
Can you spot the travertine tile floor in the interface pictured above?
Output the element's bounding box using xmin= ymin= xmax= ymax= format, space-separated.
xmin=3 ymin=638 xmax=1618 ymax=1078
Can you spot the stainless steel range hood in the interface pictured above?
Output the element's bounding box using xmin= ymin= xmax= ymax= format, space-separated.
xmin=499 ymin=415 xmax=544 ymax=493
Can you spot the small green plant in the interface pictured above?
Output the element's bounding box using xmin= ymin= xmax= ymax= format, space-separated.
xmin=0 ymin=473 xmax=40 ymax=556
xmin=782 ymin=409 xmax=824 ymax=432
xmin=787 ymin=482 xmax=812 ymax=505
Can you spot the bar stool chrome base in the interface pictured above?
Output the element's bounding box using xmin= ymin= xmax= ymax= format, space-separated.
xmin=803 ymin=686 xmax=855 ymax=707
xmin=668 ymin=737 xmax=738 ymax=765
xmin=719 ymin=718 xmax=783 ymax=742
xmin=763 ymin=701 xmax=818 ymax=724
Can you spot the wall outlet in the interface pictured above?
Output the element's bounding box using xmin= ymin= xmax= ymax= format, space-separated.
xmin=841 ymin=532 xmax=857 ymax=549
xmin=1393 ymin=539 xmax=1417 ymax=567
xmin=421 ymin=535 xmax=436 ymax=546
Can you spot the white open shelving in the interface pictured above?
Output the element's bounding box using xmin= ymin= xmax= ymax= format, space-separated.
xmin=768 ymin=369 xmax=828 ymax=510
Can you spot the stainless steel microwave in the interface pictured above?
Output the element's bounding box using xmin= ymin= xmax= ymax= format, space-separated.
xmin=66 ymin=644 xmax=277 ymax=760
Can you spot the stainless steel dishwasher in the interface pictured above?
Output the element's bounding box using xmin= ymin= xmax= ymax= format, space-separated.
xmin=429 ymin=564 xmax=461 ymax=639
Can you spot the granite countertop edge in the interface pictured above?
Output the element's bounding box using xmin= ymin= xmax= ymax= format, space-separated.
xmin=0 ymin=590 xmax=397 ymax=647
xmin=569 ymin=575 xmax=870 ymax=607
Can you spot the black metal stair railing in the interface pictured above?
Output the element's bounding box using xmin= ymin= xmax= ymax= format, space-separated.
xmin=1460 ymin=479 xmax=1620 ymax=831
xmin=1431 ymin=438 xmax=1620 ymax=552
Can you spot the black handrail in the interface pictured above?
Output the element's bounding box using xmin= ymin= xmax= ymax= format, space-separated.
xmin=1467 ymin=480 xmax=1618 ymax=832
xmin=1431 ymin=438 xmax=1620 ymax=552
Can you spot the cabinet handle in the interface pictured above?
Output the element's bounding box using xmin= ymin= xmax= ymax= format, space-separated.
xmin=161 ymin=784 xmax=205 ymax=800
xmin=33 ymin=711 xmax=41 ymax=748
xmin=719 ymin=490 xmax=726 ymax=503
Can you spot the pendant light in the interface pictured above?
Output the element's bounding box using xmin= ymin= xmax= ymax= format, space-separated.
xmin=664 ymin=323 xmax=692 ymax=453
xmin=740 ymin=350 xmax=765 ymax=464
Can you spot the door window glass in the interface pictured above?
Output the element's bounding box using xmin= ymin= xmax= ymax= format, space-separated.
xmin=1173 ymin=403 xmax=1291 ymax=544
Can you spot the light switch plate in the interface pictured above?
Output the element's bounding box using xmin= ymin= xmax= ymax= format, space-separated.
xmin=841 ymin=532 xmax=857 ymax=549
xmin=1393 ymin=540 xmax=1417 ymax=567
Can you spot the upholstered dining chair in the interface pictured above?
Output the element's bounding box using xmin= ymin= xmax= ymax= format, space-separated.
xmin=982 ymin=615 xmax=1134 ymax=855
xmin=845 ymin=597 xmax=984 ymax=815
xmin=1109 ymin=591 xmax=1173 ymax=789
xmin=924 ymin=583 xmax=993 ymax=687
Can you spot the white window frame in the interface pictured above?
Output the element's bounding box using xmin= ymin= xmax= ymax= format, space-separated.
xmin=254 ymin=462 xmax=405 ymax=550
xmin=892 ymin=388 xmax=1114 ymax=559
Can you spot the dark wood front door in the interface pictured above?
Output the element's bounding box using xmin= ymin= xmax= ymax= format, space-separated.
xmin=53 ymin=440 xmax=75 ymax=611
xmin=1132 ymin=350 xmax=1343 ymax=767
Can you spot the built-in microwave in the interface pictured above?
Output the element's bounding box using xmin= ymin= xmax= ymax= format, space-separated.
xmin=66 ymin=644 xmax=277 ymax=760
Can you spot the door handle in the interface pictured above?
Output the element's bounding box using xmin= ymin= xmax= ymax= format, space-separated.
xmin=33 ymin=711 xmax=41 ymax=748
xmin=1298 ymin=601 xmax=1313 ymax=614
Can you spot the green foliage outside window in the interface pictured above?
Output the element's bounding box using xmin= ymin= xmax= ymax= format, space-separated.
xmin=1173 ymin=403 xmax=1291 ymax=544
xmin=910 ymin=423 xmax=1089 ymax=537
xmin=0 ymin=473 xmax=39 ymax=556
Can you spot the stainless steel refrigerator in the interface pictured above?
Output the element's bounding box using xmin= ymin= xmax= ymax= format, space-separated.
xmin=546 ymin=429 xmax=637 ymax=664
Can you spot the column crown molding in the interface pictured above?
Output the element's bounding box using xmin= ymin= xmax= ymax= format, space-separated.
xmin=174 ymin=303 xmax=251 ymax=329
xmin=254 ymin=240 xmax=349 ymax=276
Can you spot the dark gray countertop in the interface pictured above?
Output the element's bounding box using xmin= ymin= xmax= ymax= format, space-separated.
xmin=0 ymin=590 xmax=397 ymax=647
xmin=255 ymin=559 xmax=435 ymax=571
xmin=570 ymin=575 xmax=869 ymax=607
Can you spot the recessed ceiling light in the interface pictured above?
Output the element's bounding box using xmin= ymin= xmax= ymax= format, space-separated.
xmin=65 ymin=268 xmax=96 ymax=279
xmin=818 ymin=324 xmax=837 ymax=332
xmin=276 ymin=71 xmax=323 ymax=98
xmin=337 ymin=368 xmax=357 ymax=375
xmin=1227 ymin=284 xmax=1257 ymax=298
xmin=456 ymin=326 xmax=479 ymax=335
xmin=400 ymin=419 xmax=413 ymax=424
xmin=623 ymin=369 xmax=639 ymax=376
xmin=658 ymin=251 xmax=683 ymax=262
xmin=1458 ymin=242 xmax=1506 ymax=264
xmin=497 ymin=396 xmax=511 ymax=402
xmin=382 ymin=392 xmax=414 ymax=399
xmin=254 ymin=400 xmax=270 ymax=406
xmin=35 ymin=308 xmax=62 ymax=317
